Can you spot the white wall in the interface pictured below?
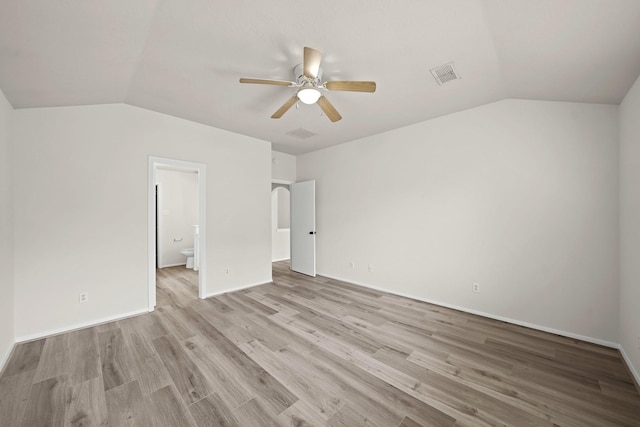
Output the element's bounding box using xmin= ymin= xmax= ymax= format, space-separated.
xmin=620 ymin=74 xmax=640 ymax=382
xmin=272 ymin=150 xmax=296 ymax=182
xmin=298 ymin=99 xmax=619 ymax=344
xmin=156 ymin=169 xmax=198 ymax=267
xmin=0 ymin=87 xmax=14 ymax=370
xmin=13 ymin=104 xmax=272 ymax=340
xmin=276 ymin=186 xmax=290 ymax=229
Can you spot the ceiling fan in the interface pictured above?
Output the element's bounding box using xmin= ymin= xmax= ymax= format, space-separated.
xmin=240 ymin=47 xmax=376 ymax=122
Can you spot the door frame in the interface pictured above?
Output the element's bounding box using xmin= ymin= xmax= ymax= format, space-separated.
xmin=148 ymin=156 xmax=207 ymax=311
xmin=155 ymin=183 xmax=163 ymax=269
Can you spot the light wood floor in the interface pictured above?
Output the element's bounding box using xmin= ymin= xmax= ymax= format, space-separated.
xmin=1 ymin=262 xmax=639 ymax=426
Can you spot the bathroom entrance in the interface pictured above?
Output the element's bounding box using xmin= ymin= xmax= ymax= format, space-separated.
xmin=148 ymin=156 xmax=207 ymax=311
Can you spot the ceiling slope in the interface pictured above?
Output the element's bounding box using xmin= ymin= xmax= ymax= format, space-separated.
xmin=484 ymin=0 xmax=640 ymax=104
xmin=0 ymin=0 xmax=639 ymax=154
xmin=0 ymin=0 xmax=160 ymax=108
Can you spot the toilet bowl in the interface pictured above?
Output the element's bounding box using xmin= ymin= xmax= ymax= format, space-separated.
xmin=180 ymin=248 xmax=195 ymax=268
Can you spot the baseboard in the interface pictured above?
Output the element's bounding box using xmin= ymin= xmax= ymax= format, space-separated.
xmin=619 ymin=345 xmax=640 ymax=394
xmin=15 ymin=279 xmax=275 ymax=342
xmin=158 ymin=262 xmax=187 ymax=268
xmin=15 ymin=308 xmax=149 ymax=343
xmin=272 ymin=257 xmax=290 ymax=262
xmin=0 ymin=341 xmax=15 ymax=376
xmin=205 ymin=280 xmax=273 ymax=298
xmin=321 ymin=273 xmax=619 ymax=349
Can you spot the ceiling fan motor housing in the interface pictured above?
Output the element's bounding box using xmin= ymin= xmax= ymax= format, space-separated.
xmin=294 ymin=63 xmax=323 ymax=86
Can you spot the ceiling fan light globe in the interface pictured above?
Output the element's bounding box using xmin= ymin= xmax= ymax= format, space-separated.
xmin=297 ymin=87 xmax=321 ymax=104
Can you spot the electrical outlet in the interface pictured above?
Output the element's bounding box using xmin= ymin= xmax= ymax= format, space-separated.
xmin=472 ymin=283 xmax=480 ymax=293
xmin=79 ymin=292 xmax=89 ymax=303
xmin=225 ymin=268 xmax=230 ymax=275
xmin=349 ymin=261 xmax=355 ymax=269
xmin=368 ymin=264 xmax=373 ymax=273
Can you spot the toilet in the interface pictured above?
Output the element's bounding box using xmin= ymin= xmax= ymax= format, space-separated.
xmin=179 ymin=248 xmax=195 ymax=269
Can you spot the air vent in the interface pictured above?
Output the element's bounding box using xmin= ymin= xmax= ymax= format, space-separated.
xmin=430 ymin=62 xmax=460 ymax=85
xmin=286 ymin=128 xmax=317 ymax=139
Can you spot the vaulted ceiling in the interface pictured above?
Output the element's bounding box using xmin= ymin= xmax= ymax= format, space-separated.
xmin=1 ymin=0 xmax=639 ymax=155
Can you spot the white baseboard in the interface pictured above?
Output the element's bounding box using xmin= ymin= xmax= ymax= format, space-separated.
xmin=272 ymin=257 xmax=290 ymax=262
xmin=619 ymin=345 xmax=640 ymax=392
xmin=16 ymin=308 xmax=149 ymax=343
xmin=205 ymin=280 xmax=273 ymax=299
xmin=321 ymin=273 xmax=619 ymax=349
xmin=158 ymin=262 xmax=187 ymax=268
xmin=0 ymin=341 xmax=15 ymax=375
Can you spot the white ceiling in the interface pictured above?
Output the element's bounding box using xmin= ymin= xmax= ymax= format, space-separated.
xmin=1 ymin=0 xmax=639 ymax=155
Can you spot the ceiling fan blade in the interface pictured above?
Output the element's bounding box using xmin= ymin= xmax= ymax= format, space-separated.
xmin=240 ymin=78 xmax=294 ymax=86
xmin=325 ymin=81 xmax=377 ymax=93
xmin=317 ymin=96 xmax=342 ymax=122
xmin=271 ymin=96 xmax=298 ymax=119
xmin=303 ymin=47 xmax=322 ymax=79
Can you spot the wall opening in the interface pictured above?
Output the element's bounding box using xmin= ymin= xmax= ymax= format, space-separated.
xmin=272 ymin=184 xmax=290 ymax=262
xmin=148 ymin=156 xmax=206 ymax=310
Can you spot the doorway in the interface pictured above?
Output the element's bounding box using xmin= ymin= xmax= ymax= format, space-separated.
xmin=148 ymin=156 xmax=207 ymax=311
xmin=272 ymin=184 xmax=291 ymax=262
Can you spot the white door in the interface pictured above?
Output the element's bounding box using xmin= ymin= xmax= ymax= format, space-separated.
xmin=290 ymin=180 xmax=316 ymax=276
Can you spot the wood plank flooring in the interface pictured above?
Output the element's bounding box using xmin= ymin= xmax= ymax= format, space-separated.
xmin=1 ymin=261 xmax=639 ymax=426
